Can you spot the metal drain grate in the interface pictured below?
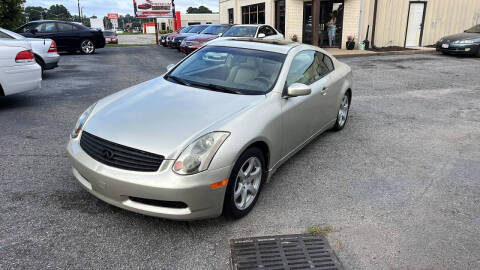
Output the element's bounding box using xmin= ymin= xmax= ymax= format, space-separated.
xmin=230 ymin=234 xmax=343 ymax=270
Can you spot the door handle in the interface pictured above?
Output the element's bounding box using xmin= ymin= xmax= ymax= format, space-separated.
xmin=320 ymin=87 xmax=328 ymax=95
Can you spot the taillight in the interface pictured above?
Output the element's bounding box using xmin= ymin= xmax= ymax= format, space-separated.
xmin=15 ymin=50 xmax=34 ymax=63
xmin=48 ymin=41 xmax=57 ymax=53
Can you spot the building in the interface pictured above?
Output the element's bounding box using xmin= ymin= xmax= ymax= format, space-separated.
xmin=219 ymin=0 xmax=480 ymax=49
xmin=155 ymin=13 xmax=221 ymax=32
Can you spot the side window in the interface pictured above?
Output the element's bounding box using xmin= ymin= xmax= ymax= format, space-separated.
xmin=315 ymin=52 xmax=330 ymax=77
xmin=323 ymin=54 xmax=334 ymax=72
xmin=57 ymin=23 xmax=74 ymax=32
xmin=40 ymin=23 xmax=57 ymax=33
xmin=265 ymin=26 xmax=276 ymax=36
xmin=257 ymin=26 xmax=266 ymax=36
xmin=286 ymin=50 xmax=320 ymax=87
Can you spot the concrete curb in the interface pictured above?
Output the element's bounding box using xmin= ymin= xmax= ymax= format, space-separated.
xmin=333 ymin=49 xmax=436 ymax=58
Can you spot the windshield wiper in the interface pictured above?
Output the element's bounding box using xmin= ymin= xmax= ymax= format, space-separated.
xmin=189 ymin=81 xmax=241 ymax=94
xmin=167 ymin=75 xmax=191 ymax=86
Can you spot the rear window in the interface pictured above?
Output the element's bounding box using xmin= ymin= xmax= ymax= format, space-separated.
xmin=223 ymin=26 xmax=257 ymax=37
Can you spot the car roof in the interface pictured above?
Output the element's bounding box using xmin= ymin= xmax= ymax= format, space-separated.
xmin=208 ymin=38 xmax=301 ymax=54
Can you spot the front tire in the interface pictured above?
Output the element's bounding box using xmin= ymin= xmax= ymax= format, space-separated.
xmin=80 ymin=39 xmax=95 ymax=54
xmin=332 ymin=92 xmax=351 ymax=131
xmin=224 ymin=147 xmax=266 ymax=219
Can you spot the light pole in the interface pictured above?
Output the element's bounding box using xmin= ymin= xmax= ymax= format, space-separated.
xmin=78 ymin=0 xmax=82 ymax=23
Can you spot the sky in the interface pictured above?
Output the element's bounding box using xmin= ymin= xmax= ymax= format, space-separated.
xmin=24 ymin=0 xmax=219 ymax=17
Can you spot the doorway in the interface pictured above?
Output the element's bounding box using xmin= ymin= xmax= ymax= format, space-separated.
xmin=303 ymin=0 xmax=344 ymax=48
xmin=405 ymin=2 xmax=426 ymax=47
xmin=275 ymin=0 xmax=285 ymax=35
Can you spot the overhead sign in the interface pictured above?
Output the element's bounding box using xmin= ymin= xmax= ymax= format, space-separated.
xmin=134 ymin=0 xmax=174 ymax=18
xmin=108 ymin=13 xmax=119 ymax=20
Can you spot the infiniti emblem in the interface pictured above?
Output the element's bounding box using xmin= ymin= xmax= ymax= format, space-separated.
xmin=102 ymin=149 xmax=114 ymax=160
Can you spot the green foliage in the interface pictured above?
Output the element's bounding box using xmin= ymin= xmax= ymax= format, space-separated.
xmin=24 ymin=6 xmax=47 ymax=21
xmin=45 ymin=4 xmax=71 ymax=21
xmin=186 ymin=6 xmax=213 ymax=14
xmin=0 ymin=0 xmax=26 ymax=29
xmin=307 ymin=225 xmax=333 ymax=236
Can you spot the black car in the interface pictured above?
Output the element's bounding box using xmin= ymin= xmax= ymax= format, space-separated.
xmin=16 ymin=20 xmax=106 ymax=54
xmin=436 ymin=24 xmax=480 ymax=57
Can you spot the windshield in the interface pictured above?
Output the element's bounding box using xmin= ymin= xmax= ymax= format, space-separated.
xmin=0 ymin=27 xmax=24 ymax=39
xmin=465 ymin=24 xmax=480 ymax=33
xmin=188 ymin=25 xmax=208 ymax=33
xmin=202 ymin=25 xmax=230 ymax=35
xmin=223 ymin=26 xmax=257 ymax=37
xmin=180 ymin=26 xmax=192 ymax=33
xmin=15 ymin=23 xmax=39 ymax=33
xmin=167 ymin=46 xmax=286 ymax=95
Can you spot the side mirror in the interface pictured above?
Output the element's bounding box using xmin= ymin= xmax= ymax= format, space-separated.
xmin=30 ymin=28 xmax=38 ymax=34
xmin=258 ymin=33 xmax=266 ymax=38
xmin=218 ymin=33 xmax=223 ymax=37
xmin=166 ymin=64 xmax=175 ymax=71
xmin=286 ymin=83 xmax=311 ymax=97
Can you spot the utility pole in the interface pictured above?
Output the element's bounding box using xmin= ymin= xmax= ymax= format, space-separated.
xmin=78 ymin=0 xmax=81 ymax=23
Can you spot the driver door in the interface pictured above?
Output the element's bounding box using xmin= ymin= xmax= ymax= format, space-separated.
xmin=281 ymin=50 xmax=332 ymax=156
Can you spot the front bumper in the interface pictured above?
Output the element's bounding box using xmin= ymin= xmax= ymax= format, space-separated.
xmin=436 ymin=42 xmax=479 ymax=55
xmin=67 ymin=136 xmax=231 ymax=220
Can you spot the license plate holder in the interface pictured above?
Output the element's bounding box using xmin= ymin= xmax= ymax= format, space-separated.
xmin=442 ymin=43 xmax=449 ymax=49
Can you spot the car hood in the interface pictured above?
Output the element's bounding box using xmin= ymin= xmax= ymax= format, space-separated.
xmin=84 ymin=78 xmax=263 ymax=159
xmin=185 ymin=34 xmax=217 ymax=42
xmin=442 ymin=32 xmax=480 ymax=41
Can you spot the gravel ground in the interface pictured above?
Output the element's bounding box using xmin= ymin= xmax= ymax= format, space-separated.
xmin=117 ymin=34 xmax=157 ymax=45
xmin=0 ymin=46 xmax=479 ymax=269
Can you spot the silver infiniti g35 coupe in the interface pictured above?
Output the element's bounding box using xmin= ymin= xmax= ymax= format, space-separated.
xmin=67 ymin=38 xmax=353 ymax=220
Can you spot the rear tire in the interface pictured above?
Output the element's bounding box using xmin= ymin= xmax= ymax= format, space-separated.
xmin=223 ymin=147 xmax=266 ymax=219
xmin=80 ymin=39 xmax=95 ymax=54
xmin=332 ymin=92 xmax=351 ymax=131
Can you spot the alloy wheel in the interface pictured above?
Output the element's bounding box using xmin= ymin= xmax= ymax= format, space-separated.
xmin=337 ymin=95 xmax=350 ymax=127
xmin=233 ymin=157 xmax=262 ymax=210
xmin=81 ymin=40 xmax=94 ymax=54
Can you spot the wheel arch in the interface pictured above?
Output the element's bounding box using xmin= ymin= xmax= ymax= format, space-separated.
xmin=0 ymin=83 xmax=4 ymax=96
xmin=34 ymin=54 xmax=45 ymax=68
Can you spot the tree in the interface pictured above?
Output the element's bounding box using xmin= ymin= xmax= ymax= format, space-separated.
xmin=24 ymin=6 xmax=47 ymax=22
xmin=0 ymin=0 xmax=26 ymax=29
xmin=46 ymin=4 xmax=71 ymax=21
xmin=186 ymin=6 xmax=212 ymax=14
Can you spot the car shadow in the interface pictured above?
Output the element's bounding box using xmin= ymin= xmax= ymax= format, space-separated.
xmin=0 ymin=94 xmax=38 ymax=111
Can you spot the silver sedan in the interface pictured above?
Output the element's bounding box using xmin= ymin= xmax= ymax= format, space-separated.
xmin=67 ymin=38 xmax=353 ymax=220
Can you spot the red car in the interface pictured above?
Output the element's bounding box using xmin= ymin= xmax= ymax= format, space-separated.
xmin=138 ymin=3 xmax=152 ymax=9
xmin=165 ymin=26 xmax=192 ymax=47
xmin=180 ymin=24 xmax=232 ymax=54
xmin=103 ymin=30 xmax=118 ymax=44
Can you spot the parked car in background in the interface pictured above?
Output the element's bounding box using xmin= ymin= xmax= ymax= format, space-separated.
xmin=161 ymin=28 xmax=183 ymax=47
xmin=115 ymin=30 xmax=124 ymax=35
xmin=16 ymin=20 xmax=106 ymax=54
xmin=436 ymin=24 xmax=480 ymax=57
xmin=103 ymin=30 xmax=118 ymax=44
xmin=180 ymin=24 xmax=232 ymax=54
xmin=223 ymin=25 xmax=284 ymax=40
xmin=170 ymin=24 xmax=209 ymax=50
xmin=0 ymin=38 xmax=41 ymax=96
xmin=67 ymin=38 xmax=353 ymax=220
xmin=165 ymin=26 xmax=192 ymax=47
xmin=0 ymin=27 xmax=59 ymax=76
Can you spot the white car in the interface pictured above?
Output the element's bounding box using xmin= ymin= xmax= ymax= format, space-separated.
xmin=0 ymin=27 xmax=60 ymax=75
xmin=222 ymin=25 xmax=284 ymax=40
xmin=0 ymin=37 xmax=42 ymax=96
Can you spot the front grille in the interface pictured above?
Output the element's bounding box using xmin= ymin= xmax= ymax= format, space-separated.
xmin=80 ymin=131 xmax=164 ymax=172
xmin=129 ymin=197 xmax=188 ymax=208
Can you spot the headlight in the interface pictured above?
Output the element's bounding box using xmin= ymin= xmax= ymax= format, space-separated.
xmin=71 ymin=103 xmax=96 ymax=138
xmin=454 ymin=39 xmax=474 ymax=44
xmin=173 ymin=132 xmax=230 ymax=175
xmin=190 ymin=41 xmax=200 ymax=46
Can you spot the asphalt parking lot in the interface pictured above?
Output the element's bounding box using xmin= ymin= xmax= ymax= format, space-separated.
xmin=1 ymin=46 xmax=479 ymax=269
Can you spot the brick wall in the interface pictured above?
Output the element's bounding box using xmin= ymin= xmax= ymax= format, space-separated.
xmin=285 ymin=0 xmax=304 ymax=42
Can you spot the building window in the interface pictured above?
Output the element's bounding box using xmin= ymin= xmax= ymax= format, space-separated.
xmin=228 ymin=8 xmax=234 ymax=24
xmin=241 ymin=3 xmax=265 ymax=24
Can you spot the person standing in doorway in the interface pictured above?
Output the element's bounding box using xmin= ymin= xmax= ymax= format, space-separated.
xmin=327 ymin=12 xmax=337 ymax=47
